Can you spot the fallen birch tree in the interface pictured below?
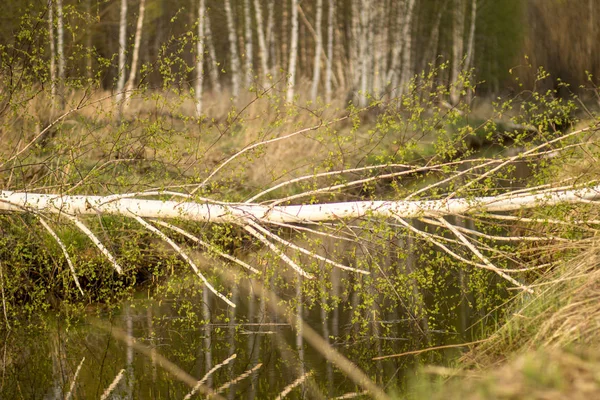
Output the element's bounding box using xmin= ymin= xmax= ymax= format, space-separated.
xmin=2 ymin=142 xmax=599 ymax=304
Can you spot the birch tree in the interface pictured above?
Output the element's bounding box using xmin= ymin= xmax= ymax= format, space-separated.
xmin=115 ymin=0 xmax=128 ymax=105
xmin=123 ymin=0 xmax=146 ymax=112
xmin=56 ymin=0 xmax=65 ymax=108
xmin=195 ymin=0 xmax=206 ymax=116
xmin=465 ymin=0 xmax=477 ymax=72
xmin=357 ymin=0 xmax=372 ymax=107
xmin=398 ymin=0 xmax=417 ymax=96
xmin=450 ymin=0 xmax=466 ymax=105
xmin=224 ymin=0 xmax=241 ymax=99
xmin=2 ymin=114 xmax=597 ymax=307
xmin=324 ymin=0 xmax=334 ymax=103
xmin=286 ymin=0 xmax=299 ymax=103
xmin=253 ymin=0 xmax=269 ymax=86
xmin=310 ymin=0 xmax=324 ymax=102
xmin=47 ymin=0 xmax=57 ymax=110
xmin=243 ymin=0 xmax=253 ymax=88
xmin=204 ymin=12 xmax=222 ymax=93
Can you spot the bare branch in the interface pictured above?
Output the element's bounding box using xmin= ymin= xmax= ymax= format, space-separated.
xmin=243 ymin=224 xmax=315 ymax=279
xmin=246 ymin=220 xmax=369 ymax=275
xmin=436 ymin=217 xmax=532 ymax=293
xmin=151 ymin=219 xmax=259 ymax=274
xmin=62 ymin=214 xmax=123 ymax=274
xmin=132 ymin=216 xmax=235 ymax=307
xmin=38 ymin=217 xmax=84 ymax=296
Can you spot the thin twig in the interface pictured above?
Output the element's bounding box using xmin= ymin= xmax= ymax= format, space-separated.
xmin=373 ymin=338 xmax=490 ymax=360
xmin=331 ymin=391 xmax=369 ymax=399
xmin=0 ymin=262 xmax=9 ymax=330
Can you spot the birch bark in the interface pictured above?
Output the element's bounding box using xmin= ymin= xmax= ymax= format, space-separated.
xmin=309 ymin=0 xmax=324 ymax=102
xmin=195 ymin=0 xmax=206 ymax=116
xmin=224 ymin=0 xmax=241 ymax=99
xmin=450 ymin=0 xmax=466 ymax=105
xmin=4 ymin=186 xmax=597 ymax=225
xmin=465 ymin=0 xmax=477 ymax=72
xmin=243 ymin=0 xmax=253 ymax=88
xmin=324 ymin=0 xmax=334 ymax=103
xmin=204 ymin=13 xmax=222 ymax=92
xmin=47 ymin=0 xmax=57 ymax=108
xmin=115 ymin=0 xmax=128 ymax=105
xmin=123 ymin=0 xmax=146 ymax=111
xmin=253 ymin=0 xmax=269 ymax=86
xmin=398 ymin=0 xmax=416 ymax=96
xmin=286 ymin=0 xmax=299 ymax=103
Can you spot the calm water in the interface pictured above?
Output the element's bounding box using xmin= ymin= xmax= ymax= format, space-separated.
xmin=0 ymin=262 xmax=480 ymax=399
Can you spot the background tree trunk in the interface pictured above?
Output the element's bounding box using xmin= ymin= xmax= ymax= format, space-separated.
xmin=224 ymin=0 xmax=241 ymax=99
xmin=324 ymin=0 xmax=334 ymax=103
xmin=309 ymin=0 xmax=323 ymax=102
xmin=450 ymin=0 xmax=466 ymax=105
xmin=56 ymin=0 xmax=65 ymax=108
xmin=123 ymin=0 xmax=146 ymax=112
xmin=47 ymin=0 xmax=57 ymax=111
xmin=465 ymin=0 xmax=477 ymax=71
xmin=286 ymin=0 xmax=299 ymax=103
xmin=243 ymin=0 xmax=253 ymax=88
xmin=204 ymin=13 xmax=222 ymax=93
xmin=253 ymin=0 xmax=269 ymax=86
xmin=398 ymin=0 xmax=416 ymax=96
xmin=195 ymin=0 xmax=206 ymax=116
xmin=115 ymin=0 xmax=128 ymax=105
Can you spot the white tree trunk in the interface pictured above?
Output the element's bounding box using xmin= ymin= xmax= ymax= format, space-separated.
xmin=224 ymin=0 xmax=241 ymax=99
xmin=309 ymin=0 xmax=324 ymax=102
xmin=56 ymin=0 xmax=65 ymax=108
xmin=243 ymin=0 xmax=253 ymax=88
xmin=115 ymin=0 xmax=128 ymax=105
xmin=56 ymin=0 xmax=65 ymax=85
xmin=465 ymin=0 xmax=477 ymax=72
xmin=357 ymin=0 xmax=371 ymax=107
xmin=195 ymin=0 xmax=206 ymax=116
xmin=386 ymin=0 xmax=405 ymax=92
xmin=204 ymin=12 xmax=222 ymax=93
xmin=47 ymin=0 xmax=57 ymax=107
xmin=286 ymin=0 xmax=299 ymax=103
xmin=253 ymin=0 xmax=269 ymax=86
xmin=266 ymin=0 xmax=276 ymax=77
xmin=450 ymin=0 xmax=466 ymax=105
xmin=3 ymin=186 xmax=598 ymax=225
xmin=123 ymin=0 xmax=146 ymax=111
xmin=324 ymin=0 xmax=334 ymax=103
xmin=398 ymin=0 xmax=416 ymax=96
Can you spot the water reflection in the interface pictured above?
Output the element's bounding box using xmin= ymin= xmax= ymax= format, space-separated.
xmin=0 ymin=216 xmax=514 ymax=398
